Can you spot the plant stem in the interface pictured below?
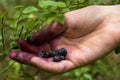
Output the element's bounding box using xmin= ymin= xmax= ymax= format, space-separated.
xmin=20 ymin=64 xmax=34 ymax=80
xmin=15 ymin=8 xmax=24 ymax=38
xmin=24 ymin=24 xmax=39 ymax=38
xmin=1 ymin=18 xmax=5 ymax=52
xmin=0 ymin=62 xmax=15 ymax=77
xmin=19 ymin=26 xmax=24 ymax=38
xmin=37 ymin=72 xmax=42 ymax=80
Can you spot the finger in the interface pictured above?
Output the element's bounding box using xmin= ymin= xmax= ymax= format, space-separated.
xmin=30 ymin=57 xmax=75 ymax=73
xmin=9 ymin=51 xmax=35 ymax=64
xmin=26 ymin=22 xmax=67 ymax=46
xmin=9 ymin=51 xmax=75 ymax=73
xmin=18 ymin=39 xmax=39 ymax=54
xmin=18 ymin=39 xmax=51 ymax=54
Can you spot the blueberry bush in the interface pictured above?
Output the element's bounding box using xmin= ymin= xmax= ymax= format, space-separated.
xmin=0 ymin=0 xmax=120 ymax=80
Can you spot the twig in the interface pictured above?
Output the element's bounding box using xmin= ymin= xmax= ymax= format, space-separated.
xmin=18 ymin=25 xmax=24 ymax=38
xmin=24 ymin=24 xmax=40 ymax=38
xmin=1 ymin=17 xmax=5 ymax=52
xmin=0 ymin=62 xmax=15 ymax=77
xmin=20 ymin=64 xmax=34 ymax=80
xmin=15 ymin=8 xmax=24 ymax=38
xmin=37 ymin=72 xmax=42 ymax=80
xmin=106 ymin=61 xmax=120 ymax=70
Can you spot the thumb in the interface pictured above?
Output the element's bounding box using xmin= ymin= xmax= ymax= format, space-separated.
xmin=9 ymin=51 xmax=35 ymax=64
xmin=9 ymin=51 xmax=75 ymax=73
xmin=27 ymin=22 xmax=67 ymax=46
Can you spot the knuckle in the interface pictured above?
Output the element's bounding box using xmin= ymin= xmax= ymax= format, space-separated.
xmin=104 ymin=15 xmax=120 ymax=23
xmin=100 ymin=14 xmax=120 ymax=29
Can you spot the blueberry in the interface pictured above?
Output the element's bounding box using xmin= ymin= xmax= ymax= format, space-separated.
xmin=38 ymin=52 xmax=44 ymax=57
xmin=49 ymin=52 xmax=53 ymax=57
xmin=50 ymin=51 xmax=59 ymax=57
xmin=53 ymin=56 xmax=61 ymax=62
xmin=12 ymin=46 xmax=19 ymax=49
xmin=58 ymin=48 xmax=67 ymax=56
xmin=26 ymin=36 xmax=34 ymax=44
xmin=43 ymin=52 xmax=51 ymax=58
xmin=60 ymin=56 xmax=65 ymax=60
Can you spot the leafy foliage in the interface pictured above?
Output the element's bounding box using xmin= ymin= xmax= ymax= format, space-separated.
xmin=0 ymin=0 xmax=120 ymax=80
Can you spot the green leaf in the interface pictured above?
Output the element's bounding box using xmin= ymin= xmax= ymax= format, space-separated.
xmin=84 ymin=73 xmax=92 ymax=80
xmin=40 ymin=11 xmax=51 ymax=18
xmin=47 ymin=6 xmax=57 ymax=12
xmin=38 ymin=1 xmax=55 ymax=8
xmin=0 ymin=61 xmax=15 ymax=77
xmin=46 ymin=16 xmax=55 ymax=24
xmin=0 ymin=11 xmax=7 ymax=19
xmin=28 ymin=13 xmax=36 ymax=19
xmin=19 ymin=14 xmax=28 ymax=21
xmin=54 ymin=14 xmax=65 ymax=25
xmin=61 ymin=8 xmax=70 ymax=13
xmin=9 ymin=20 xmax=18 ymax=29
xmin=26 ymin=18 xmax=38 ymax=31
xmin=0 ymin=35 xmax=2 ymax=40
xmin=14 ymin=5 xmax=24 ymax=9
xmin=23 ymin=6 xmax=39 ymax=13
xmin=115 ymin=46 xmax=120 ymax=54
xmin=55 ymin=2 xmax=66 ymax=8
xmin=14 ymin=9 xmax=23 ymax=18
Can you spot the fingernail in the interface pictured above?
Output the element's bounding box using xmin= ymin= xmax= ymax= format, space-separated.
xmin=9 ymin=51 xmax=18 ymax=61
xmin=9 ymin=51 xmax=25 ymax=64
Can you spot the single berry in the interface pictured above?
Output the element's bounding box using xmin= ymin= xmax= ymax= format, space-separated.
xmin=58 ymin=48 xmax=67 ymax=56
xmin=26 ymin=36 xmax=34 ymax=44
xmin=43 ymin=52 xmax=51 ymax=58
xmin=49 ymin=52 xmax=53 ymax=57
xmin=50 ymin=51 xmax=59 ymax=57
xmin=53 ymin=56 xmax=61 ymax=62
xmin=115 ymin=47 xmax=120 ymax=54
xmin=38 ymin=52 xmax=44 ymax=57
xmin=12 ymin=46 xmax=19 ymax=49
xmin=60 ymin=56 xmax=65 ymax=60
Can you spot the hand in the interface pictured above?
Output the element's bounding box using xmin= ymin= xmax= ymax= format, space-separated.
xmin=9 ymin=5 xmax=120 ymax=73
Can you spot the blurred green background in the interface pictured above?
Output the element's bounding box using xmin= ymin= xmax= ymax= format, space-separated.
xmin=0 ymin=0 xmax=120 ymax=80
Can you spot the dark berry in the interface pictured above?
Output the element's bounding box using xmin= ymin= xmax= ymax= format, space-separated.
xmin=53 ymin=56 xmax=61 ymax=62
xmin=38 ymin=52 xmax=44 ymax=57
xmin=26 ymin=36 xmax=34 ymax=44
xmin=43 ymin=52 xmax=51 ymax=58
xmin=115 ymin=47 xmax=120 ymax=54
xmin=60 ymin=56 xmax=65 ymax=60
xmin=58 ymin=48 xmax=67 ymax=56
xmin=50 ymin=51 xmax=59 ymax=57
xmin=12 ymin=46 xmax=19 ymax=49
xmin=49 ymin=52 xmax=53 ymax=57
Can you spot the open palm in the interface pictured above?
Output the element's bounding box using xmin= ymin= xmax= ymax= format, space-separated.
xmin=10 ymin=5 xmax=120 ymax=73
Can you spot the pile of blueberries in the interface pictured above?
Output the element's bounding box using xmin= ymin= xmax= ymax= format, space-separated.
xmin=13 ymin=46 xmax=67 ymax=62
xmin=13 ymin=36 xmax=67 ymax=62
xmin=38 ymin=48 xmax=67 ymax=62
xmin=26 ymin=36 xmax=68 ymax=62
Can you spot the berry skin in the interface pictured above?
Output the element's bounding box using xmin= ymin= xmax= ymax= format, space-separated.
xmin=60 ymin=56 xmax=65 ymax=60
xmin=53 ymin=56 xmax=61 ymax=62
xmin=26 ymin=36 xmax=34 ymax=44
xmin=50 ymin=51 xmax=59 ymax=57
xmin=43 ymin=52 xmax=51 ymax=58
xmin=12 ymin=46 xmax=19 ymax=49
xmin=58 ymin=48 xmax=67 ymax=56
xmin=38 ymin=52 xmax=44 ymax=57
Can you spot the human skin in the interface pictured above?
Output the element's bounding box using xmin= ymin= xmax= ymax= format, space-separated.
xmin=10 ymin=5 xmax=120 ymax=73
